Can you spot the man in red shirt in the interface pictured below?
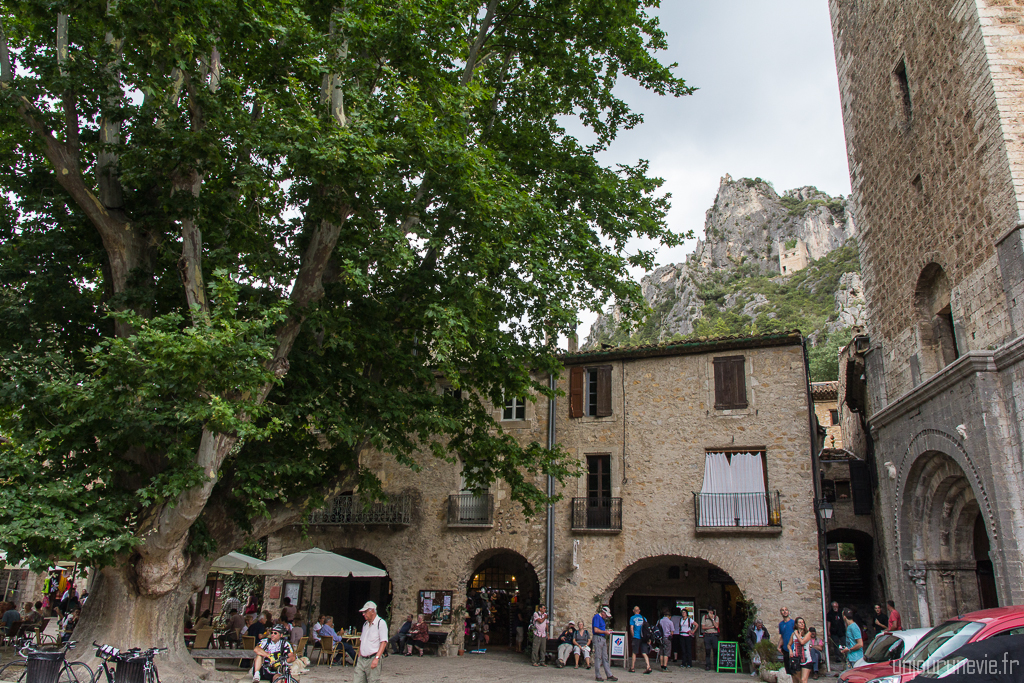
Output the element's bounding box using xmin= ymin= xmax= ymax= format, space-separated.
xmin=886 ymin=600 xmax=902 ymax=631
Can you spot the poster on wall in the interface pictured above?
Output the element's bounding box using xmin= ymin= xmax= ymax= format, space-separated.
xmin=675 ymin=599 xmax=695 ymax=616
xmin=419 ymin=590 xmax=453 ymax=624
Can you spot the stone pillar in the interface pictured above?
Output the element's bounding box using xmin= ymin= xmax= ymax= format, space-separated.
xmin=907 ymin=568 xmax=930 ymax=628
xmin=997 ymin=223 xmax=1024 ymax=336
xmin=939 ymin=571 xmax=957 ymax=622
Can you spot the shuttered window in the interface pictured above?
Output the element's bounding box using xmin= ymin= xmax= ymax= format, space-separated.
xmin=849 ymin=460 xmax=873 ymax=515
xmin=713 ymin=356 xmax=748 ymax=409
xmin=570 ymin=365 xmax=612 ymax=418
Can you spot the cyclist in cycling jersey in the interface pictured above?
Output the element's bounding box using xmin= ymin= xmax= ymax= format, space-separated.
xmin=252 ymin=625 xmax=296 ymax=682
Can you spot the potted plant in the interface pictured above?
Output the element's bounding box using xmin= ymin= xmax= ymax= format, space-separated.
xmin=754 ymin=640 xmax=782 ymax=682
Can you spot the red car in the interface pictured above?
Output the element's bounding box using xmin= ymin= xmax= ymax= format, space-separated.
xmin=837 ymin=606 xmax=1024 ymax=683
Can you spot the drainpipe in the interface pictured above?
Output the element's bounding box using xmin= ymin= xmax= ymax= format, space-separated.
xmin=802 ymin=338 xmax=830 ymax=672
xmin=546 ymin=372 xmax=556 ymax=621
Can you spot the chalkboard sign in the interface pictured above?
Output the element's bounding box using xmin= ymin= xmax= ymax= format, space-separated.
xmin=717 ymin=641 xmax=739 ymax=672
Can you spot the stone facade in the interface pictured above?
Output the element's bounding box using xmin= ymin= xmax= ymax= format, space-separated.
xmin=266 ymin=333 xmax=823 ymax=650
xmin=811 ymin=381 xmax=843 ymax=450
xmin=779 ymin=239 xmax=810 ymax=276
xmin=830 ymin=0 xmax=1024 ymax=626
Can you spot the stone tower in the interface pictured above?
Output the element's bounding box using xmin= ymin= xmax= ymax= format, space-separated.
xmin=830 ymin=0 xmax=1024 ymax=626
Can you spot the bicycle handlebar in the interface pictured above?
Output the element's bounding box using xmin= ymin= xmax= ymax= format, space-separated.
xmin=93 ymin=643 xmax=168 ymax=661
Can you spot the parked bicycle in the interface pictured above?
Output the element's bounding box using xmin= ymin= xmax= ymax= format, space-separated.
xmin=92 ymin=644 xmax=166 ymax=683
xmin=0 ymin=641 xmax=93 ymax=683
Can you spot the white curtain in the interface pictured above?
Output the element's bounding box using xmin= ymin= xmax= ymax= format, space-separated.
xmin=699 ymin=452 xmax=768 ymax=526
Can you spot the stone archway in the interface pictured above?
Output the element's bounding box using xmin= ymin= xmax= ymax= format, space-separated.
xmin=463 ymin=548 xmax=540 ymax=652
xmin=825 ymin=528 xmax=876 ymax=617
xmin=319 ymin=548 xmax=391 ymax=631
xmin=899 ymin=450 xmax=992 ymax=624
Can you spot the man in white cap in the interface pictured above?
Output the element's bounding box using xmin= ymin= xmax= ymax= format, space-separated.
xmin=591 ymin=606 xmax=618 ymax=682
xmin=355 ymin=601 xmax=388 ymax=683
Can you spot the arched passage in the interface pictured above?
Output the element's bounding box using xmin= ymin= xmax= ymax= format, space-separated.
xmin=605 ymin=555 xmax=748 ymax=668
xmin=319 ymin=548 xmax=391 ymax=631
xmin=464 ymin=549 xmax=540 ymax=651
xmin=900 ymin=450 xmax=993 ymax=623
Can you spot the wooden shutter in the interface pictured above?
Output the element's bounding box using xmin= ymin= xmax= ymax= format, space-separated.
xmin=569 ymin=367 xmax=584 ymax=418
xmin=713 ymin=356 xmax=747 ymax=409
xmin=596 ymin=365 xmax=613 ymax=417
xmin=849 ymin=460 xmax=873 ymax=515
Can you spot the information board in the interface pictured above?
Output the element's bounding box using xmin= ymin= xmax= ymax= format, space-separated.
xmin=418 ymin=590 xmax=453 ymax=624
xmin=610 ymin=632 xmax=627 ymax=659
xmin=717 ymin=641 xmax=739 ymax=673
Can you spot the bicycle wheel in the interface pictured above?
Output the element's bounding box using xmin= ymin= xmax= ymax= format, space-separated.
xmin=0 ymin=662 xmax=28 ymax=683
xmin=58 ymin=661 xmax=94 ymax=683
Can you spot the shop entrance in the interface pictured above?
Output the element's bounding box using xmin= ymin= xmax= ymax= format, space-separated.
xmin=465 ymin=551 xmax=540 ymax=651
xmin=319 ymin=549 xmax=391 ymax=631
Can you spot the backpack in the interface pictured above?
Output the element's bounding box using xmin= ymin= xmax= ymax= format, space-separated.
xmin=641 ymin=619 xmax=657 ymax=646
xmin=651 ymin=624 xmax=665 ymax=649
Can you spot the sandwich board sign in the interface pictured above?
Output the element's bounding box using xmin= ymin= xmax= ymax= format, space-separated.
xmin=717 ymin=641 xmax=739 ymax=673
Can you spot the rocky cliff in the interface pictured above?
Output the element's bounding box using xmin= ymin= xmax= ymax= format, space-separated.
xmin=586 ymin=175 xmax=864 ymax=379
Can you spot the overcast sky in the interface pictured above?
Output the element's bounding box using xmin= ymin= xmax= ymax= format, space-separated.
xmin=573 ymin=1 xmax=851 ymax=338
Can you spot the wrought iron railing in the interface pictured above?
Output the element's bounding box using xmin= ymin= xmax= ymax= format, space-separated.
xmin=447 ymin=493 xmax=494 ymax=526
xmin=308 ymin=494 xmax=412 ymax=525
xmin=571 ymin=497 xmax=623 ymax=531
xmin=692 ymin=491 xmax=782 ymax=528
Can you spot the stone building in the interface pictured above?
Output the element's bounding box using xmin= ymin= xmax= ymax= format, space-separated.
xmin=265 ymin=332 xmax=823 ymax=653
xmin=829 ymin=0 xmax=1024 ymax=626
xmin=811 ymin=381 xmax=843 ymax=450
xmin=779 ymin=239 xmax=811 ymax=276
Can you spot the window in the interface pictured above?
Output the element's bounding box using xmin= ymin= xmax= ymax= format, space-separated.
xmin=569 ymin=365 xmax=612 ymax=418
xmin=834 ymin=480 xmax=851 ymax=499
xmin=697 ymin=450 xmax=770 ymax=526
xmin=829 ymin=409 xmax=840 ymax=425
xmin=586 ymin=455 xmax=612 ymax=500
xmin=502 ymin=396 xmax=526 ymax=421
xmin=444 ymin=386 xmax=463 ymax=401
xmin=713 ymin=356 xmax=748 ymax=410
xmin=893 ymin=57 xmax=912 ymax=123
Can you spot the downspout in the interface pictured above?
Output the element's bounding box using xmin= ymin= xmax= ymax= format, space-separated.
xmin=546 ymin=372 xmax=556 ymax=621
xmin=802 ymin=338 xmax=830 ymax=672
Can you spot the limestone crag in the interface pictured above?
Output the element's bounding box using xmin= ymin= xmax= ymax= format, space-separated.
xmin=586 ymin=174 xmax=859 ymax=347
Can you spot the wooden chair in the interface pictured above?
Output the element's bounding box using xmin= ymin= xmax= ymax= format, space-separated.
xmin=239 ymin=635 xmax=256 ymax=668
xmin=316 ymin=636 xmax=337 ymax=667
xmin=295 ymin=636 xmax=308 ymax=659
xmin=35 ymin=618 xmax=56 ymax=645
xmin=190 ymin=628 xmax=214 ymax=651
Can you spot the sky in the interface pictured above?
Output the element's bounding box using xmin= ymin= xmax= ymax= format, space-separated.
xmin=574 ymin=1 xmax=852 ymax=338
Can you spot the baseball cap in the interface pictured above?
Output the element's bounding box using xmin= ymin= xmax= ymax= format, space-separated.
xmin=359 ymin=601 xmax=377 ymax=612
xmin=601 ymin=606 xmax=611 ymax=617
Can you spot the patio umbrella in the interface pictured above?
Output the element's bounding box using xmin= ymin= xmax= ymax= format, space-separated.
xmin=252 ymin=548 xmax=385 ymax=578
xmin=210 ymin=551 xmax=264 ymax=574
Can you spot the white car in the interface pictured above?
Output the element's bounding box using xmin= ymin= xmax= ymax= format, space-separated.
xmin=852 ymin=628 xmax=932 ymax=668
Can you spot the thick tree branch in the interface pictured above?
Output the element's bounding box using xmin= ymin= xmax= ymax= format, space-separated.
xmin=174 ymin=170 xmax=207 ymax=317
xmin=0 ymin=18 xmax=11 ymax=83
xmin=462 ymin=0 xmax=499 ymax=87
xmin=97 ymin=23 xmax=124 ymax=209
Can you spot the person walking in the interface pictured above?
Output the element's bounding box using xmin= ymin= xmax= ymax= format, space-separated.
xmin=777 ymin=607 xmax=795 ymax=675
xmin=629 ymin=606 xmax=651 ymax=674
xmin=678 ymin=609 xmax=696 ymax=669
xmin=702 ymin=609 xmax=720 ymax=672
xmin=746 ymin=618 xmax=770 ymax=677
xmin=657 ymin=610 xmax=675 ymax=671
xmin=530 ymin=604 xmax=549 ymax=667
xmin=592 ymin=606 xmax=617 ymax=682
xmin=838 ymin=609 xmax=863 ymax=671
xmin=886 ymin=601 xmax=902 ymax=631
xmin=871 ymin=605 xmax=886 ymax=639
xmin=354 ymin=601 xmax=388 ymax=683
xmin=222 ymin=591 xmax=242 ymax=617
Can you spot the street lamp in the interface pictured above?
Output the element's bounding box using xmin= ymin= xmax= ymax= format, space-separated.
xmin=816 ymin=499 xmax=834 ymax=522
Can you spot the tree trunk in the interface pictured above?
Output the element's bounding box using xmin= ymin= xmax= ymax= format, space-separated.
xmin=72 ymin=561 xmax=228 ymax=683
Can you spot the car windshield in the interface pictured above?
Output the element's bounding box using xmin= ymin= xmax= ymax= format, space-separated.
xmin=864 ymin=634 xmax=904 ymax=663
xmin=901 ymin=621 xmax=984 ymax=671
xmin=915 ymin=655 xmax=966 ymax=679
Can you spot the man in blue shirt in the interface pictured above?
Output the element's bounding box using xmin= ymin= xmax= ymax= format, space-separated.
xmin=591 ymin=606 xmax=618 ymax=682
xmin=777 ymin=607 xmax=795 ymax=674
xmin=839 ymin=609 xmax=863 ymax=669
xmin=319 ymin=616 xmax=356 ymax=664
xmin=629 ymin=606 xmax=651 ymax=674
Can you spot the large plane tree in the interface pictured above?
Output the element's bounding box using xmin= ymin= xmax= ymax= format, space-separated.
xmin=0 ymin=0 xmax=689 ymax=676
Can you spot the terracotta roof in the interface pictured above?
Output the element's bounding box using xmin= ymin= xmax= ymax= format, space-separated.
xmin=818 ymin=448 xmax=859 ymax=461
xmin=563 ymin=330 xmax=803 ymax=364
xmin=811 ymin=381 xmax=839 ymax=401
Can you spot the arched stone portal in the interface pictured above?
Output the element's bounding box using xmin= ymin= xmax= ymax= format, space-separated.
xmin=464 ymin=549 xmax=540 ymax=651
xmin=825 ymin=528 xmax=876 ymax=619
xmin=605 ymin=555 xmax=749 ymax=669
xmin=900 ymin=450 xmax=993 ymax=624
xmin=319 ymin=548 xmax=391 ymax=631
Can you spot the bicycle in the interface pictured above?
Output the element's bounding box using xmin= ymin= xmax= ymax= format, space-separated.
xmin=92 ymin=644 xmax=166 ymax=683
xmin=0 ymin=641 xmax=94 ymax=683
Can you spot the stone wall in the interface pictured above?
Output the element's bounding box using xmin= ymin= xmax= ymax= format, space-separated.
xmin=266 ymin=337 xmax=823 ymax=646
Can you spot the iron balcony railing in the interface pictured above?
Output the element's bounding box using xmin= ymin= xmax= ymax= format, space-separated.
xmin=692 ymin=491 xmax=782 ymax=528
xmin=571 ymin=497 xmax=623 ymax=531
xmin=308 ymin=494 xmax=412 ymax=526
xmin=447 ymin=493 xmax=494 ymax=526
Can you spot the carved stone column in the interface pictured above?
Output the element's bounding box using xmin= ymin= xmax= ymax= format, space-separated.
xmin=907 ymin=568 xmax=930 ymax=628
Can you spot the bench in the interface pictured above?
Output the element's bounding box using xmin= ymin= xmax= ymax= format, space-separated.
xmin=412 ymin=632 xmax=448 ymax=656
xmin=190 ymin=649 xmax=253 ymax=670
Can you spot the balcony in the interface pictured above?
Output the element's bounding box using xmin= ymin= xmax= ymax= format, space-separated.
xmin=692 ymin=491 xmax=782 ymax=533
xmin=308 ymin=494 xmax=412 ymax=526
xmin=571 ymin=497 xmax=623 ymax=532
xmin=447 ymin=493 xmax=494 ymax=527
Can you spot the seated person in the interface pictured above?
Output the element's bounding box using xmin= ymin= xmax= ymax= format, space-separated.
xmin=241 ymin=615 xmax=256 ymax=636
xmin=319 ymin=616 xmax=355 ymax=663
xmin=22 ymin=602 xmax=42 ymax=625
xmin=248 ymin=612 xmax=271 ymax=642
xmin=556 ymin=622 xmax=577 ymax=667
xmin=390 ymin=615 xmax=413 ymax=655
xmin=573 ymin=621 xmax=592 ymax=669
xmin=61 ymin=609 xmax=80 ymax=643
xmin=195 ymin=609 xmax=213 ymax=630
xmin=289 ymin=616 xmax=305 ymax=649
xmin=2 ymin=602 xmax=21 ymax=632
xmin=407 ymin=614 xmax=429 ymax=656
xmin=252 ymin=625 xmax=295 ymax=682
xmin=220 ymin=608 xmax=246 ymax=647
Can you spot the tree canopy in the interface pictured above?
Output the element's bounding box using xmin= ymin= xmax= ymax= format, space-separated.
xmin=0 ymin=0 xmax=690 ymax=589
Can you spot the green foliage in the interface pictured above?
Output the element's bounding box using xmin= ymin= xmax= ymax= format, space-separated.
xmin=754 ymin=639 xmax=778 ymax=669
xmin=808 ymin=329 xmax=849 ymax=383
xmin=0 ymin=0 xmax=693 ymax=569
xmin=779 ymin=195 xmax=846 ymax=217
xmin=784 ymin=238 xmax=798 ymax=250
